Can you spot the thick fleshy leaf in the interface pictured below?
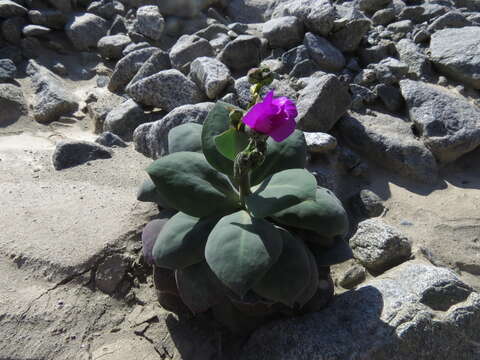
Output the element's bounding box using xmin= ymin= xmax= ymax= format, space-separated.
xmin=202 ymin=101 xmax=241 ymax=176
xmin=205 ymin=210 xmax=283 ymax=297
xmin=168 ymin=123 xmax=203 ymax=154
xmin=153 ymin=212 xmax=218 ymax=269
xmin=175 ymin=262 xmax=225 ymax=314
xmin=246 ymin=169 xmax=317 ymax=218
xmin=295 ymin=248 xmax=319 ymax=307
xmin=142 ymin=219 xmax=168 ymax=265
xmin=137 ymin=178 xmax=172 ymax=208
xmin=214 ymin=128 xmax=249 ymax=161
xmin=147 ymin=152 xmax=240 ymax=217
xmin=250 ymin=130 xmax=307 ymax=185
xmin=153 ymin=266 xmax=191 ymax=315
xmin=252 ymin=228 xmax=311 ymax=306
xmin=309 ymin=239 xmax=353 ymax=266
xmin=212 ymin=299 xmax=270 ymax=335
xmin=272 ymin=187 xmax=349 ymax=238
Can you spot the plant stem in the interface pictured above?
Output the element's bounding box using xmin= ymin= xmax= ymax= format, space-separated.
xmin=238 ymin=168 xmax=251 ymax=209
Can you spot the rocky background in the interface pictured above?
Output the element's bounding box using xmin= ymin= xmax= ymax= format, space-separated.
xmin=1 ymin=0 xmax=480 ymax=359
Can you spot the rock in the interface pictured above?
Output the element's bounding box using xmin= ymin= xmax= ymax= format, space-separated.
xmin=359 ymin=0 xmax=391 ymax=13
xmin=190 ymin=56 xmax=232 ymax=100
xmin=22 ymin=24 xmax=51 ymax=37
xmin=304 ymin=132 xmax=337 ymax=153
xmin=280 ymin=44 xmax=310 ymax=74
xmin=88 ymin=0 xmax=125 ymax=20
xmin=155 ymin=0 xmax=213 ymax=18
xmin=95 ymin=131 xmax=128 ymax=148
xmin=289 ymin=59 xmax=318 ymax=78
xmin=0 ymin=58 xmax=16 ymax=81
xmin=169 ymin=34 xmax=214 ymax=73
xmin=413 ymin=29 xmax=430 ymax=44
xmin=0 ymin=0 xmax=27 ymax=17
xmin=242 ymin=261 xmax=479 ymax=360
xmin=351 ymin=189 xmax=385 ymax=219
xmin=399 ymin=79 xmax=480 ymax=164
xmin=87 ymin=88 xmax=126 ymax=134
xmin=218 ymin=35 xmax=262 ymax=72
xmin=350 ymin=84 xmax=376 ymax=110
xmin=359 ymin=41 xmax=394 ymax=66
xmin=399 ymin=4 xmax=447 ymax=23
xmin=127 ymin=69 xmax=204 ymax=112
xmin=338 ymin=112 xmax=438 ymax=183
xmin=52 ymin=140 xmax=112 ymax=170
xmin=330 ymin=6 xmax=371 ymax=52
xmin=48 ymin=0 xmax=73 ymax=12
xmin=303 ymin=32 xmax=345 ymax=72
xmin=350 ymin=218 xmax=411 ymax=273
xmin=1 ymin=17 xmax=26 ymax=44
xmin=126 ymin=49 xmax=171 ymax=90
xmin=104 ymin=99 xmax=147 ymax=140
xmin=65 ymin=13 xmax=109 ymax=51
xmin=430 ymin=26 xmax=480 ymax=89
xmin=97 ymin=34 xmax=131 ymax=60
xmin=27 ymin=60 xmax=78 ymax=124
xmin=134 ymin=5 xmax=164 ymax=41
xmin=395 ymin=38 xmax=432 ymax=79
xmin=28 ymin=9 xmax=67 ymax=30
xmin=338 ymin=263 xmax=367 ymax=289
xmin=272 ymin=0 xmax=335 ymax=37
xmin=427 ymin=12 xmax=472 ymax=33
xmin=95 ymin=254 xmax=128 ymax=295
xmin=108 ymin=47 xmax=157 ymax=92
xmin=296 ymin=74 xmax=351 ymax=132
xmin=234 ymin=76 xmax=297 ymax=109
xmin=375 ymin=83 xmax=404 ymax=112
xmin=134 ymin=102 xmax=214 ymax=158
xmin=226 ymin=0 xmax=274 ymax=23
xmin=0 ymin=83 xmax=27 ymax=125
xmin=262 ymin=16 xmax=304 ymax=49
xmin=387 ymin=19 xmax=413 ymax=34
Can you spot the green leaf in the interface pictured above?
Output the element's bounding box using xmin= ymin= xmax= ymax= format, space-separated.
xmin=175 ymin=262 xmax=225 ymax=314
xmin=153 ymin=212 xmax=219 ymax=269
xmin=137 ymin=178 xmax=172 ymax=208
xmin=147 ymin=152 xmax=240 ymax=217
xmin=202 ymin=101 xmax=242 ymax=176
xmin=252 ymin=228 xmax=311 ymax=306
xmin=214 ymin=128 xmax=249 ymax=161
xmin=246 ymin=169 xmax=317 ymax=218
xmin=250 ymin=130 xmax=307 ymax=185
xmin=205 ymin=210 xmax=283 ymax=297
xmin=309 ymin=239 xmax=353 ymax=267
xmin=272 ymin=187 xmax=349 ymax=238
xmin=212 ymin=299 xmax=269 ymax=335
xmin=168 ymin=123 xmax=203 ymax=154
xmin=295 ymin=248 xmax=319 ymax=307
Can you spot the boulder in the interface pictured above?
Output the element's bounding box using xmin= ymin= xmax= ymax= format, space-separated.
xmin=395 ymin=39 xmax=432 ymax=79
xmin=169 ymin=34 xmax=214 ymax=73
xmin=126 ymin=49 xmax=171 ymax=90
xmin=65 ymin=13 xmax=109 ymax=51
xmin=0 ymin=58 xmax=16 ymax=81
xmin=1 ymin=17 xmax=26 ymax=44
xmin=262 ymin=16 xmax=304 ymax=49
xmin=358 ymin=0 xmax=391 ymax=13
xmin=86 ymin=88 xmax=126 ymax=134
xmin=226 ymin=0 xmax=275 ymax=23
xmin=97 ymin=34 xmax=131 ymax=60
xmin=104 ymin=99 xmax=148 ymax=140
xmin=26 ymin=60 xmax=78 ymax=124
xmin=296 ymin=74 xmax=350 ymax=132
xmin=0 ymin=83 xmax=27 ymax=126
xmin=127 ymin=69 xmax=204 ymax=112
xmin=0 ymin=0 xmax=27 ymax=17
xmin=134 ymin=5 xmax=164 ymax=41
xmin=52 ymin=140 xmax=112 ymax=170
xmin=28 ymin=9 xmax=67 ymax=30
xmin=304 ymin=32 xmax=345 ymax=72
xmin=133 ymin=102 xmax=214 ymax=158
xmin=399 ymin=79 xmax=480 ymax=163
xmin=218 ymin=35 xmax=262 ymax=72
xmin=427 ymin=12 xmax=472 ymax=33
xmin=338 ymin=111 xmax=438 ymax=183
xmin=95 ymin=254 xmax=129 ymax=295
xmin=330 ymin=6 xmax=371 ymax=52
xmin=242 ymin=261 xmax=479 ymax=360
xmin=430 ymin=26 xmax=480 ymax=89
xmin=88 ymin=0 xmax=125 ymax=20
xmin=22 ymin=24 xmax=51 ymax=37
xmin=190 ymin=56 xmax=232 ymax=100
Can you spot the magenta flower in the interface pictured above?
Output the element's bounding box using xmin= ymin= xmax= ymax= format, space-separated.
xmin=242 ymin=91 xmax=298 ymax=142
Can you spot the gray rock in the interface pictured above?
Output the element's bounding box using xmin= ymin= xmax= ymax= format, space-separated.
xmin=387 ymin=19 xmax=414 ymax=34
xmin=126 ymin=49 xmax=170 ymax=90
xmin=395 ymin=38 xmax=432 ymax=79
xmin=350 ymin=84 xmax=377 ymax=110
xmin=133 ymin=102 xmax=214 ymax=158
xmin=338 ymin=112 xmax=439 ymax=183
xmin=272 ymin=0 xmax=335 ymax=37
xmin=0 ymin=83 xmax=27 ymax=125
xmin=430 ymin=26 xmax=480 ymax=89
xmin=372 ymin=8 xmax=396 ymax=25
xmin=338 ymin=263 xmax=366 ymax=289
xmin=88 ymin=0 xmax=125 ymax=20
xmin=399 ymin=79 xmax=480 ymax=164
xmin=109 ymin=14 xmax=128 ymax=35
xmin=1 ymin=17 xmax=25 ymax=45
xmin=350 ymin=218 xmax=411 ymax=273
xmin=134 ymin=5 xmax=164 ymax=41
xmin=95 ymin=255 xmax=128 ymax=295
xmin=296 ymin=74 xmax=351 ymax=132
xmin=304 ymin=132 xmax=337 ymax=153
xmin=190 ymin=56 xmax=232 ymax=100
xmin=86 ymin=88 xmax=126 ymax=134
xmin=95 ymin=131 xmax=128 ymax=148
xmin=195 ymin=23 xmax=229 ymax=41
xmin=22 ymin=24 xmax=51 ymax=37
xmin=242 ymin=261 xmax=479 ymax=360
xmin=304 ymin=32 xmax=345 ymax=72
xmin=127 ymin=69 xmax=204 ymax=112
xmin=226 ymin=0 xmax=274 ymax=23
xmin=262 ymin=16 xmax=303 ymax=49
xmin=27 ymin=60 xmax=78 ymax=124
xmin=375 ymin=83 xmax=404 ymax=112
xmin=427 ymin=12 xmax=472 ymax=33
xmin=108 ymin=47 xmax=157 ymax=92
xmin=289 ymin=58 xmax=318 ymax=78
xmin=218 ymin=35 xmax=262 ymax=71
xmin=52 ymin=140 xmax=112 ymax=170
xmin=351 ymin=189 xmax=385 ymax=219
xmin=413 ymin=29 xmax=430 ymax=44
xmin=156 ymin=0 xmax=213 ymax=18
xmin=97 ymin=34 xmax=131 ymax=60
xmin=0 ymin=0 xmax=27 ymax=17
xmin=169 ymin=34 xmax=214 ymax=73
xmin=48 ymin=0 xmax=73 ymax=12
xmin=359 ymin=0 xmax=391 ymax=13
xmin=65 ymin=13 xmax=109 ymax=51
xmin=0 ymin=58 xmax=16 ymax=81
xmin=330 ymin=6 xmax=371 ymax=52
xmin=280 ymin=44 xmax=310 ymax=74
xmin=104 ymin=99 xmax=147 ymax=140
xmin=28 ymin=9 xmax=67 ymax=30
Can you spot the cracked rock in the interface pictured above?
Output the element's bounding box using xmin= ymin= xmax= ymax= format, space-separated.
xmin=95 ymin=254 xmax=129 ymax=295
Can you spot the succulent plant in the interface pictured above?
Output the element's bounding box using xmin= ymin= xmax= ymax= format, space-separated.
xmin=138 ymin=67 xmax=352 ymax=333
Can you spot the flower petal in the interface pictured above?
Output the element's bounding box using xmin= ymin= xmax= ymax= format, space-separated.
xmin=268 ymin=117 xmax=297 ymax=142
xmin=272 ymin=96 xmax=298 ymax=120
xmin=242 ymin=100 xmax=277 ymax=134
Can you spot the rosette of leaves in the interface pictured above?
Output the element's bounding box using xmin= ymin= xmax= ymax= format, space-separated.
xmin=138 ymin=102 xmax=352 ymax=333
